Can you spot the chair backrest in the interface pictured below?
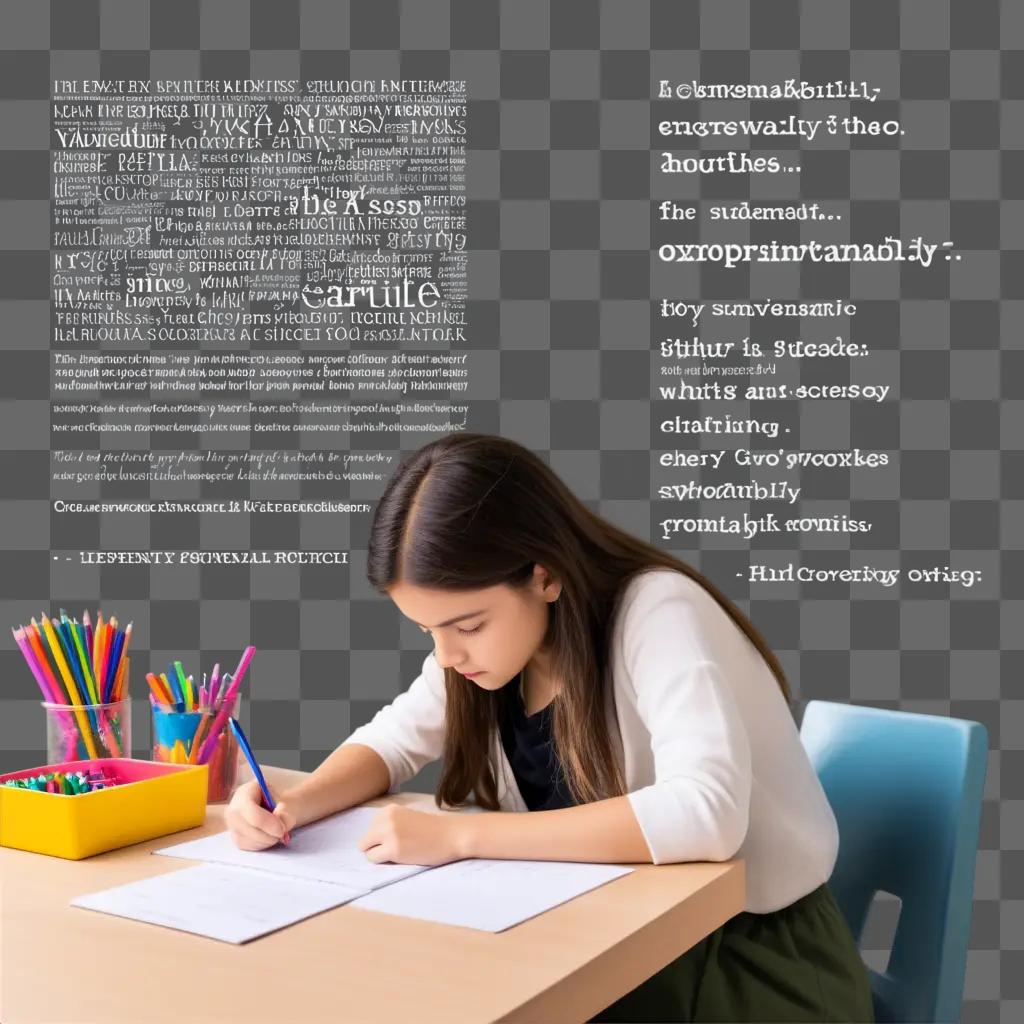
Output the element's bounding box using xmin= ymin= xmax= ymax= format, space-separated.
xmin=799 ymin=700 xmax=988 ymax=1024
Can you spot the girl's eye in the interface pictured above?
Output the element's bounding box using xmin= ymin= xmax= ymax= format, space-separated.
xmin=422 ymin=624 xmax=484 ymax=636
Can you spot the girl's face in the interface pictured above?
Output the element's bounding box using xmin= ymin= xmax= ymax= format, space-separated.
xmin=387 ymin=565 xmax=562 ymax=691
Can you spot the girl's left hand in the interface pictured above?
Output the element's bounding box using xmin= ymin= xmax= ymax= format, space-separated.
xmin=357 ymin=804 xmax=470 ymax=866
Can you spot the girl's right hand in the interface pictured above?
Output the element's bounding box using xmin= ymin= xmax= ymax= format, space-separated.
xmin=225 ymin=779 xmax=296 ymax=851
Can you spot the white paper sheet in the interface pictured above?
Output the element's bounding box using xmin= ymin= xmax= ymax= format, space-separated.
xmin=348 ymin=858 xmax=634 ymax=932
xmin=153 ymin=805 xmax=430 ymax=890
xmin=76 ymin=804 xmax=636 ymax=940
xmin=71 ymin=863 xmax=369 ymax=944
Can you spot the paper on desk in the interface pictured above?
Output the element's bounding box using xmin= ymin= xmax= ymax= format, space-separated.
xmin=71 ymin=863 xmax=369 ymax=944
xmin=349 ymin=858 xmax=634 ymax=932
xmin=88 ymin=805 xmax=634 ymax=939
xmin=153 ymin=805 xmax=429 ymax=890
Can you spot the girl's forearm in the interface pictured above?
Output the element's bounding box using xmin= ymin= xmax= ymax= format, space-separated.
xmin=458 ymin=795 xmax=653 ymax=864
xmin=284 ymin=742 xmax=391 ymax=827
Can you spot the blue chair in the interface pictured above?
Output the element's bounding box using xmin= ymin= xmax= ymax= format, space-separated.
xmin=799 ymin=700 xmax=988 ymax=1024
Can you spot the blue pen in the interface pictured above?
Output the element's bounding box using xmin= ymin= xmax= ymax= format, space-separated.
xmin=228 ymin=717 xmax=290 ymax=842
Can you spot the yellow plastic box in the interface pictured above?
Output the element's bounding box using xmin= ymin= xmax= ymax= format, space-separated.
xmin=0 ymin=757 xmax=208 ymax=860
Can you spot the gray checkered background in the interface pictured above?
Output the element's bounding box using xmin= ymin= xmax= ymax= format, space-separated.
xmin=0 ymin=1 xmax=1021 ymax=1020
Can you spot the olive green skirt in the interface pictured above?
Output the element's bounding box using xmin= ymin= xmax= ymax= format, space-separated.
xmin=590 ymin=882 xmax=875 ymax=1023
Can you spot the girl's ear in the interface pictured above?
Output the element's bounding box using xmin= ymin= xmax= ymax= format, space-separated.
xmin=532 ymin=563 xmax=562 ymax=601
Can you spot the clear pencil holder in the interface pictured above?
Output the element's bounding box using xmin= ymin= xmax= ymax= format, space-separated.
xmin=150 ymin=692 xmax=241 ymax=804
xmin=42 ymin=698 xmax=131 ymax=763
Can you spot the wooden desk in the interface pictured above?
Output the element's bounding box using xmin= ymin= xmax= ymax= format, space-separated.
xmin=1 ymin=764 xmax=745 ymax=1024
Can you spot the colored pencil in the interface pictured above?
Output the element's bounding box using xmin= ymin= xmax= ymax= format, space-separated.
xmin=14 ymin=627 xmax=60 ymax=704
xmin=54 ymin=618 xmax=86 ymax=702
xmin=11 ymin=609 xmax=138 ymax=761
xmin=114 ymin=655 xmax=128 ymax=702
xmin=117 ymin=623 xmax=133 ymax=697
xmin=196 ymin=647 xmax=254 ymax=764
xmin=96 ymin=621 xmax=111 ymax=700
xmin=22 ymin=623 xmax=82 ymax=760
xmin=70 ymin=619 xmax=97 ymax=705
xmin=13 ymin=628 xmax=56 ymax=704
xmin=38 ymin=614 xmax=99 ymax=760
xmin=104 ymin=630 xmax=125 ymax=704
xmin=188 ymin=715 xmax=211 ymax=763
xmin=39 ymin=615 xmax=81 ymax=705
xmin=91 ymin=612 xmax=105 ymax=693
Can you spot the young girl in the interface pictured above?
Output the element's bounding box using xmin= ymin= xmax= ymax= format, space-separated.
xmin=226 ymin=432 xmax=874 ymax=1023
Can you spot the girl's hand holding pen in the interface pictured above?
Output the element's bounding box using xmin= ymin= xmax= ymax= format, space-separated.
xmin=357 ymin=804 xmax=471 ymax=867
xmin=225 ymin=779 xmax=296 ymax=851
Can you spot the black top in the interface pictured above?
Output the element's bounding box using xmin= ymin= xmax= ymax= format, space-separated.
xmin=497 ymin=671 xmax=576 ymax=811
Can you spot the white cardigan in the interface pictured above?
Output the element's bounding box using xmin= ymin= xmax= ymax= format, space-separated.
xmin=342 ymin=567 xmax=839 ymax=913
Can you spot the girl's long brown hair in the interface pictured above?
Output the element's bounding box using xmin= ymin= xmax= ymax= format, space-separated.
xmin=367 ymin=433 xmax=791 ymax=811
